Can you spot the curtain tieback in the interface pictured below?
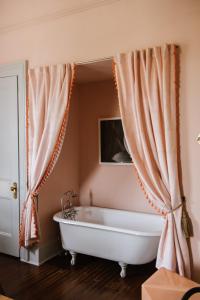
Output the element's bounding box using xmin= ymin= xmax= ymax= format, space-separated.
xmin=22 ymin=191 xmax=38 ymax=209
xmin=31 ymin=192 xmax=38 ymax=199
xmin=166 ymin=198 xmax=192 ymax=239
xmin=166 ymin=202 xmax=183 ymax=214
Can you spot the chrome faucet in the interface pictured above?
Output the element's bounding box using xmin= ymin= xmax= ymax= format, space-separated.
xmin=61 ymin=190 xmax=78 ymax=220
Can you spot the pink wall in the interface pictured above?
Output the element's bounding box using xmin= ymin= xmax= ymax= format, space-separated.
xmin=0 ymin=0 xmax=200 ymax=280
xmin=78 ymin=80 xmax=153 ymax=212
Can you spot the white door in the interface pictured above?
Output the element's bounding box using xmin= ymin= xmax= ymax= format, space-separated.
xmin=0 ymin=75 xmax=20 ymax=257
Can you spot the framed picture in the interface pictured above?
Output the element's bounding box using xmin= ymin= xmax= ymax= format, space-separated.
xmin=99 ymin=117 xmax=132 ymax=165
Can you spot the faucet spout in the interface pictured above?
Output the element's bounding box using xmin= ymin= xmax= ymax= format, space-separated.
xmin=61 ymin=190 xmax=78 ymax=220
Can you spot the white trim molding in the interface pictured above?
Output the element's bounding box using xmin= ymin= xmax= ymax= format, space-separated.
xmin=39 ymin=238 xmax=62 ymax=266
xmin=21 ymin=238 xmax=62 ymax=266
xmin=0 ymin=0 xmax=120 ymax=34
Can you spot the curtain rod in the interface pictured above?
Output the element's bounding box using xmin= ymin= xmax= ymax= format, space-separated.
xmin=74 ymin=45 xmax=179 ymax=66
xmin=74 ymin=56 xmax=113 ymax=66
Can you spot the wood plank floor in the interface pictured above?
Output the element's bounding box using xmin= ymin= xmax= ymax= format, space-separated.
xmin=0 ymin=253 xmax=156 ymax=300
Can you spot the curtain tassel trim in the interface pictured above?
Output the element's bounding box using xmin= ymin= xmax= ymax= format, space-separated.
xmin=35 ymin=64 xmax=76 ymax=192
xmin=20 ymin=64 xmax=76 ymax=248
xmin=113 ymin=59 xmax=193 ymax=240
xmin=112 ymin=60 xmax=166 ymax=216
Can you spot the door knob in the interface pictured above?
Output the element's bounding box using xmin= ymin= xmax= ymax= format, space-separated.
xmin=10 ymin=182 xmax=17 ymax=199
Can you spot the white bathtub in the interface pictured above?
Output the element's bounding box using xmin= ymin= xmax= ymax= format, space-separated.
xmin=53 ymin=206 xmax=163 ymax=278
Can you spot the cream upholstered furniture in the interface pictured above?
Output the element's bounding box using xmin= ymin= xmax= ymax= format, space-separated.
xmin=0 ymin=295 xmax=13 ymax=300
xmin=142 ymin=268 xmax=200 ymax=300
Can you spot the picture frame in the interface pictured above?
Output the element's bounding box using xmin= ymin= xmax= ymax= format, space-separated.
xmin=98 ymin=117 xmax=132 ymax=165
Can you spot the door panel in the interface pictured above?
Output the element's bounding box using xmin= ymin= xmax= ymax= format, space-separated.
xmin=0 ymin=75 xmax=19 ymax=257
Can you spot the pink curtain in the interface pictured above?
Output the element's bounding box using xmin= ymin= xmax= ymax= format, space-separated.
xmin=20 ymin=64 xmax=75 ymax=248
xmin=114 ymin=45 xmax=190 ymax=277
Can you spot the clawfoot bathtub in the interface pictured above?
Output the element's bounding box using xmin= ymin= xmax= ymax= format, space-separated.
xmin=53 ymin=206 xmax=163 ymax=278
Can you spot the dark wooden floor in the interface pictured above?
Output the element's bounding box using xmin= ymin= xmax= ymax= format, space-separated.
xmin=0 ymin=253 xmax=156 ymax=300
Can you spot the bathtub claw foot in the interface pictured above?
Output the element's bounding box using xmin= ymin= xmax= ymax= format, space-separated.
xmin=69 ymin=251 xmax=77 ymax=266
xmin=118 ymin=262 xmax=127 ymax=278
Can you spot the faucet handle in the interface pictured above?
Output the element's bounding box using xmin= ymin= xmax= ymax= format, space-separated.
xmin=61 ymin=190 xmax=79 ymax=216
xmin=72 ymin=192 xmax=79 ymax=198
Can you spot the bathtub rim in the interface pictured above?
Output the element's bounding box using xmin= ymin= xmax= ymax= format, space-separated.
xmin=53 ymin=206 xmax=163 ymax=237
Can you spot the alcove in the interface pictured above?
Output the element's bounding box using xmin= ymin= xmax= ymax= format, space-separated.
xmin=76 ymin=60 xmax=150 ymax=212
xmin=38 ymin=58 xmax=153 ymax=264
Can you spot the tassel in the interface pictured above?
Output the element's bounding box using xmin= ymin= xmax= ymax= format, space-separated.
xmin=181 ymin=196 xmax=193 ymax=239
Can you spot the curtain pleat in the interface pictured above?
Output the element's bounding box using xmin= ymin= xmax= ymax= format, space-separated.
xmin=20 ymin=64 xmax=75 ymax=248
xmin=114 ymin=45 xmax=190 ymax=277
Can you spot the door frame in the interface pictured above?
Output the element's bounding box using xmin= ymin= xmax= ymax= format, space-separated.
xmin=0 ymin=61 xmax=29 ymax=261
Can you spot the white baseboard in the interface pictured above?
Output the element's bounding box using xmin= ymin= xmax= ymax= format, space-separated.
xmin=20 ymin=246 xmax=40 ymax=266
xmin=39 ymin=238 xmax=62 ymax=265
xmin=20 ymin=238 xmax=62 ymax=266
xmin=21 ymin=258 xmax=40 ymax=266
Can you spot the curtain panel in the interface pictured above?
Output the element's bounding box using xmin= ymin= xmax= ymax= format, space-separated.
xmin=20 ymin=64 xmax=75 ymax=248
xmin=114 ymin=45 xmax=190 ymax=277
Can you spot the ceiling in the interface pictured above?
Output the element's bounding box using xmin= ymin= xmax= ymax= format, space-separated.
xmin=76 ymin=59 xmax=113 ymax=84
